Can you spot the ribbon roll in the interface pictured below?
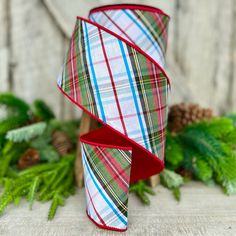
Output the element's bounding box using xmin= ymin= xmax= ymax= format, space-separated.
xmin=57 ymin=4 xmax=170 ymax=232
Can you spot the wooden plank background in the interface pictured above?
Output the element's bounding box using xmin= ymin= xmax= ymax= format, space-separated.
xmin=0 ymin=0 xmax=236 ymax=119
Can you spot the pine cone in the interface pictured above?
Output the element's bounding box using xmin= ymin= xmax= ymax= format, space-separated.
xmin=18 ymin=148 xmax=40 ymax=170
xmin=51 ymin=131 xmax=73 ymax=156
xmin=169 ymin=103 xmax=214 ymax=132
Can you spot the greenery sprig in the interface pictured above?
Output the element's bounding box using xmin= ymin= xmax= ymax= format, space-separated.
xmin=0 ymin=154 xmax=75 ymax=220
xmin=166 ymin=116 xmax=236 ymax=196
xmin=129 ymin=180 xmax=155 ymax=205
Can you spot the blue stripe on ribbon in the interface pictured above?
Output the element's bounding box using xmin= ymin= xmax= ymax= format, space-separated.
xmin=118 ymin=40 xmax=149 ymax=150
xmin=123 ymin=10 xmax=163 ymax=64
xmin=84 ymin=22 xmax=106 ymax=122
xmin=83 ymin=152 xmax=127 ymax=226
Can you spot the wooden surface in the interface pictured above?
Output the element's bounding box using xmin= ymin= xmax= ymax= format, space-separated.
xmin=0 ymin=0 xmax=236 ymax=119
xmin=0 ymin=182 xmax=235 ymax=236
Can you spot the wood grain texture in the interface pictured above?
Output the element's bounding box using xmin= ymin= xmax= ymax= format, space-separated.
xmin=0 ymin=182 xmax=235 ymax=236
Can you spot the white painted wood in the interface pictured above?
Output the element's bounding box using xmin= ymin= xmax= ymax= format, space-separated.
xmin=173 ymin=0 xmax=234 ymax=114
xmin=0 ymin=182 xmax=235 ymax=236
xmin=43 ymin=0 xmax=102 ymax=38
xmin=10 ymin=0 xmax=64 ymax=117
xmin=43 ymin=0 xmax=142 ymax=38
xmin=0 ymin=48 xmax=9 ymax=92
xmin=0 ymin=0 xmax=10 ymax=92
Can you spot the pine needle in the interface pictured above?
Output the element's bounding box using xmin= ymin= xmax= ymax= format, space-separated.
xmin=28 ymin=176 xmax=40 ymax=209
xmin=172 ymin=187 xmax=181 ymax=201
xmin=0 ymin=195 xmax=12 ymax=215
xmin=48 ymin=193 xmax=64 ymax=220
xmin=14 ymin=196 xmax=22 ymax=206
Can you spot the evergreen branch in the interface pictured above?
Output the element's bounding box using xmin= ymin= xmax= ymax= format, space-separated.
xmin=18 ymin=162 xmax=57 ymax=177
xmin=0 ymin=93 xmax=30 ymax=115
xmin=0 ymin=134 xmax=6 ymax=151
xmin=165 ymin=132 xmax=183 ymax=170
xmin=14 ymin=196 xmax=22 ymax=206
xmin=0 ymin=152 xmax=12 ymax=178
xmin=221 ymin=130 xmax=236 ymax=148
xmin=193 ymin=158 xmax=213 ymax=183
xmin=160 ymin=169 xmax=184 ymax=201
xmin=179 ymin=129 xmax=225 ymax=158
xmin=172 ymin=187 xmax=181 ymax=201
xmin=0 ymin=115 xmax=29 ymax=135
xmin=0 ymin=94 xmax=30 ymax=135
xmin=30 ymin=120 xmax=59 ymax=150
xmin=225 ymin=113 xmax=236 ymax=127
xmin=0 ymin=141 xmax=27 ymax=178
xmin=215 ymin=154 xmax=236 ymax=195
xmin=0 ymin=178 xmax=13 ymax=203
xmin=28 ymin=176 xmax=40 ymax=209
xmin=0 ymin=181 xmax=30 ymax=215
xmin=32 ymin=99 xmax=55 ymax=121
xmin=39 ymin=145 xmax=59 ymax=162
xmin=0 ymin=194 xmax=12 ymax=215
xmin=136 ymin=189 xmax=150 ymax=205
xmin=0 ymin=154 xmax=75 ymax=219
xmin=129 ymin=180 xmax=155 ymax=205
xmin=38 ymin=168 xmax=63 ymax=201
xmin=48 ymin=193 xmax=64 ymax=220
xmin=50 ymin=164 xmax=70 ymax=190
xmin=6 ymin=122 xmax=47 ymax=142
xmin=184 ymin=117 xmax=234 ymax=138
xmin=6 ymin=168 xmax=18 ymax=178
xmin=160 ymin=169 xmax=184 ymax=189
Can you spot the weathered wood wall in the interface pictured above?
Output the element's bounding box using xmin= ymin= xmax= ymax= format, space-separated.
xmin=1 ymin=0 xmax=236 ymax=119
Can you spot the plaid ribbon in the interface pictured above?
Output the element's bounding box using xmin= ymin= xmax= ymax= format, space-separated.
xmin=57 ymin=4 xmax=170 ymax=232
